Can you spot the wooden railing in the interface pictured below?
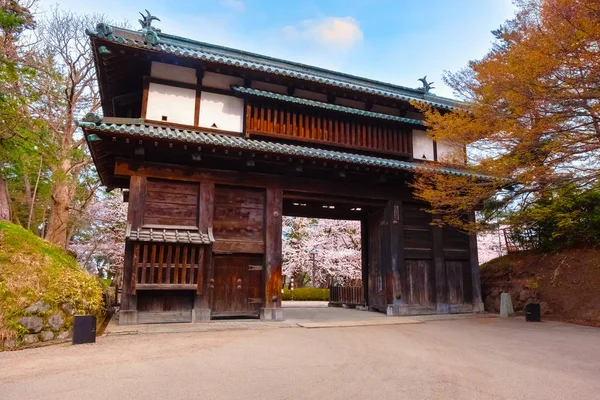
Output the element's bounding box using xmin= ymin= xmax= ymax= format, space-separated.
xmin=131 ymin=243 xmax=205 ymax=293
xmin=329 ymin=286 xmax=365 ymax=306
xmin=246 ymin=103 xmax=411 ymax=156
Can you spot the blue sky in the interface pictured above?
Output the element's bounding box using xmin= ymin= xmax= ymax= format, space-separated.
xmin=39 ymin=0 xmax=516 ymax=99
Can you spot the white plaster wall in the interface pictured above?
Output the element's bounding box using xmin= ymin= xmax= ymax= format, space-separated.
xmin=198 ymin=92 xmax=244 ymax=132
xmin=412 ymin=129 xmax=435 ymax=161
xmin=335 ymin=97 xmax=365 ymax=109
xmin=151 ymin=61 xmax=197 ymax=84
xmin=294 ymin=88 xmax=328 ymax=102
xmin=437 ymin=140 xmax=464 ymax=163
xmin=371 ymin=104 xmax=400 ymax=116
xmin=202 ymin=71 xmax=244 ymax=90
xmin=251 ymin=80 xmax=287 ymax=94
xmin=146 ymin=83 xmax=196 ymax=125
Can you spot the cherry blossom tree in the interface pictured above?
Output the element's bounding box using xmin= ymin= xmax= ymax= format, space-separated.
xmin=69 ymin=191 xmax=127 ymax=280
xmin=282 ymin=217 xmax=361 ymax=288
xmin=477 ymin=226 xmax=508 ymax=264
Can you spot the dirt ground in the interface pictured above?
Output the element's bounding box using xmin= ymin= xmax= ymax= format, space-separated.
xmin=481 ymin=249 xmax=600 ymax=323
xmin=1 ymin=317 xmax=599 ymax=400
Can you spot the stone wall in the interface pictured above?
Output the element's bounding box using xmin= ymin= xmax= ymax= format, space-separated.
xmin=482 ymin=278 xmax=551 ymax=315
xmin=1 ymin=301 xmax=76 ymax=350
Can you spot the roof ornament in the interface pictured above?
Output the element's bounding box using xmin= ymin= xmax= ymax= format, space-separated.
xmin=418 ymin=76 xmax=434 ymax=94
xmin=138 ymin=10 xmax=161 ymax=46
xmin=94 ymin=23 xmax=114 ymax=40
xmin=82 ymin=112 xmax=103 ymax=124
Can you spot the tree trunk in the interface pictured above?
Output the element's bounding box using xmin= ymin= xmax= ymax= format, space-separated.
xmin=0 ymin=176 xmax=10 ymax=222
xmin=46 ymin=126 xmax=75 ymax=248
xmin=46 ymin=178 xmax=72 ymax=248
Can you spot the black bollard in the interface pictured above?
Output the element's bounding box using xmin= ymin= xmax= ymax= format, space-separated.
xmin=72 ymin=315 xmax=97 ymax=344
xmin=525 ymin=303 xmax=541 ymax=322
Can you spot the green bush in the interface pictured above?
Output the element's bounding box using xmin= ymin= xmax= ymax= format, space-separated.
xmin=282 ymin=287 xmax=329 ymax=301
xmin=507 ymin=184 xmax=600 ymax=251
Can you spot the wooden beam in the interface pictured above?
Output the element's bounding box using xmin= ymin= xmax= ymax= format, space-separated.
xmin=136 ymin=284 xmax=197 ymax=290
xmin=115 ymin=159 xmax=412 ymax=201
xmin=140 ymin=76 xmax=150 ymax=119
xmin=388 ymin=201 xmax=405 ymax=304
xmin=468 ymin=212 xmax=484 ymax=312
xmin=196 ymin=182 xmax=215 ymax=316
xmin=432 ymin=218 xmax=448 ymax=312
xmin=283 ymin=191 xmax=386 ymax=207
xmin=263 ymin=187 xmax=283 ymax=318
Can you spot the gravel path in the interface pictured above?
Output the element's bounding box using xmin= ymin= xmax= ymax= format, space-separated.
xmin=1 ymin=318 xmax=598 ymax=400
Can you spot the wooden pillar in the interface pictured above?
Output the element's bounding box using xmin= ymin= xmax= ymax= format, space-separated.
xmin=120 ymin=175 xmax=146 ymax=325
xmin=261 ymin=187 xmax=283 ymax=320
xmin=386 ymin=201 xmax=405 ymax=316
xmin=468 ymin=212 xmax=484 ymax=312
xmin=193 ymin=182 xmax=214 ymax=322
xmin=432 ymin=221 xmax=449 ymax=313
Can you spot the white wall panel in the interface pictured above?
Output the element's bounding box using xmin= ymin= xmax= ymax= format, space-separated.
xmin=198 ymin=92 xmax=244 ymax=132
xmin=412 ymin=129 xmax=435 ymax=161
xmin=151 ymin=61 xmax=197 ymax=84
xmin=146 ymin=83 xmax=195 ymax=125
xmin=251 ymin=80 xmax=287 ymax=94
xmin=202 ymin=71 xmax=244 ymax=90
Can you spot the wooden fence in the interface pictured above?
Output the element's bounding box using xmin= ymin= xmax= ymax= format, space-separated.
xmin=329 ymin=286 xmax=365 ymax=306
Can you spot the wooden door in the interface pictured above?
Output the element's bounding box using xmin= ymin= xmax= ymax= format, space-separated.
xmin=367 ymin=209 xmax=387 ymax=310
xmin=446 ymin=261 xmax=465 ymax=305
xmin=212 ymin=255 xmax=262 ymax=317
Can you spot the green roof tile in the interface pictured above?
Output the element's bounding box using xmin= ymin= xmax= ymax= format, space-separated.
xmin=232 ymin=86 xmax=424 ymax=126
xmin=77 ymin=119 xmax=493 ymax=180
xmin=86 ymin=25 xmax=460 ymax=111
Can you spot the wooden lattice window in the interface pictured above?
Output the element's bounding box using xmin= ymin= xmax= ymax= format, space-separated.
xmin=132 ymin=243 xmax=205 ymax=293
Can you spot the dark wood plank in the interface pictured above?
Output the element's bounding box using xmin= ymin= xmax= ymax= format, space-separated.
xmin=149 ymin=244 xmax=157 ymax=284
xmin=140 ymin=244 xmax=148 ymax=284
xmin=181 ymin=245 xmax=188 ymax=284
xmin=264 ymin=188 xmax=283 ymax=310
xmin=173 ymin=245 xmax=181 ymax=284
xmin=157 ymin=244 xmax=165 ymax=283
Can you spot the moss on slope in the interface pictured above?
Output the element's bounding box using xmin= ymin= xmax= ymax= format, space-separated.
xmin=0 ymin=222 xmax=103 ymax=342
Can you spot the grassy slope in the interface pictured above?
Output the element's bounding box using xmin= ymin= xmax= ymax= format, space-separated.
xmin=0 ymin=222 xmax=103 ymax=341
xmin=480 ymin=249 xmax=600 ymax=323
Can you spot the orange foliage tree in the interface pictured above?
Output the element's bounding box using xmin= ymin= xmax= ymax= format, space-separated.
xmin=412 ymin=0 xmax=600 ymax=231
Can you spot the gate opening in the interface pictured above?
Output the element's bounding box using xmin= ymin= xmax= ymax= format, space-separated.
xmin=282 ymin=194 xmax=384 ymax=312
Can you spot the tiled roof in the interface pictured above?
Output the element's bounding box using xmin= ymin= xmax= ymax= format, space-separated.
xmin=126 ymin=226 xmax=214 ymax=244
xmin=77 ymin=119 xmax=492 ymax=179
xmin=232 ymin=86 xmax=424 ymax=126
xmin=86 ymin=25 xmax=459 ymax=111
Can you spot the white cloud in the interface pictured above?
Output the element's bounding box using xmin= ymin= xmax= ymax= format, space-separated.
xmin=282 ymin=17 xmax=363 ymax=50
xmin=220 ymin=0 xmax=245 ymax=13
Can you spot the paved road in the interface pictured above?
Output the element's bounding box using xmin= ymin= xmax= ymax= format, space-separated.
xmin=1 ymin=318 xmax=598 ymax=400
